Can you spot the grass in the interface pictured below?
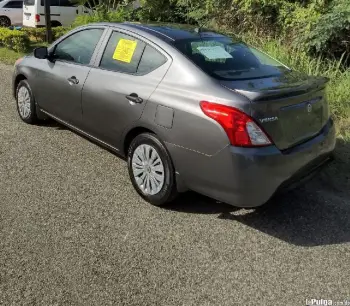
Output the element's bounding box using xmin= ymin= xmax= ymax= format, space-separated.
xmin=0 ymin=41 xmax=47 ymax=65
xmin=0 ymin=47 xmax=25 ymax=65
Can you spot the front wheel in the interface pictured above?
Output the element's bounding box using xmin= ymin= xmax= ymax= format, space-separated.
xmin=127 ymin=133 xmax=178 ymax=206
xmin=16 ymin=80 xmax=38 ymax=124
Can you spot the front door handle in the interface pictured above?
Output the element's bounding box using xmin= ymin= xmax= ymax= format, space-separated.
xmin=126 ymin=93 xmax=143 ymax=104
xmin=67 ymin=76 xmax=79 ymax=85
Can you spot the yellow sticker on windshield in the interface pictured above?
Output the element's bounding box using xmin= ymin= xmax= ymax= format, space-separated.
xmin=113 ymin=39 xmax=137 ymax=63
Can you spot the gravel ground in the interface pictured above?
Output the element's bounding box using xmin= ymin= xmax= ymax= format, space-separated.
xmin=1 ymin=63 xmax=350 ymax=306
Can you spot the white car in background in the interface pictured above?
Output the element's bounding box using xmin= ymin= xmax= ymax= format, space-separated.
xmin=0 ymin=0 xmax=23 ymax=27
xmin=23 ymin=0 xmax=90 ymax=28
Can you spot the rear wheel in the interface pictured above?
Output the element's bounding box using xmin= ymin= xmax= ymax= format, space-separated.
xmin=51 ymin=20 xmax=62 ymax=27
xmin=0 ymin=16 xmax=10 ymax=27
xmin=16 ymin=80 xmax=38 ymax=124
xmin=127 ymin=133 xmax=178 ymax=206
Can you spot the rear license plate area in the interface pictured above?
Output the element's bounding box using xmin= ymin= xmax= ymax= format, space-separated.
xmin=280 ymin=97 xmax=323 ymax=142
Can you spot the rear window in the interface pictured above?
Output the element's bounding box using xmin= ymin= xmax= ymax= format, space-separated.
xmin=174 ymin=37 xmax=290 ymax=80
xmin=23 ymin=0 xmax=34 ymax=5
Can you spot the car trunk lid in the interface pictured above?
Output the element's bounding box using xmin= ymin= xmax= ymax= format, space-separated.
xmin=220 ymin=71 xmax=329 ymax=150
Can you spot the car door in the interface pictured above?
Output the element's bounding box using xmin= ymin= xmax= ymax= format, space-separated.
xmin=2 ymin=0 xmax=23 ymax=25
xmin=34 ymin=27 xmax=106 ymax=126
xmin=81 ymin=29 xmax=171 ymax=149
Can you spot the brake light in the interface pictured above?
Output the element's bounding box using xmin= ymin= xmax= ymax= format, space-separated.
xmin=35 ymin=14 xmax=40 ymax=22
xmin=200 ymin=101 xmax=272 ymax=147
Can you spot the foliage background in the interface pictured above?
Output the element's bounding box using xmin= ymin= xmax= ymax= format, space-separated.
xmin=129 ymin=0 xmax=350 ymax=60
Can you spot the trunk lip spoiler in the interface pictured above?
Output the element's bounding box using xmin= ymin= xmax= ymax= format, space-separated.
xmin=221 ymin=76 xmax=329 ymax=102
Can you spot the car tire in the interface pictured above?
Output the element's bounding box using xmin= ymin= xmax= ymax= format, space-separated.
xmin=16 ymin=80 xmax=38 ymax=124
xmin=0 ymin=16 xmax=11 ymax=27
xmin=51 ymin=20 xmax=62 ymax=27
xmin=127 ymin=133 xmax=178 ymax=206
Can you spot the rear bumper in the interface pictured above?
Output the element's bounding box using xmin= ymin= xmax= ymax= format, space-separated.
xmin=276 ymin=152 xmax=333 ymax=194
xmin=168 ymin=118 xmax=336 ymax=207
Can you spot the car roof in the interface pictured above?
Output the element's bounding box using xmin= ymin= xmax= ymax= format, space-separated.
xmin=90 ymin=22 xmax=228 ymax=44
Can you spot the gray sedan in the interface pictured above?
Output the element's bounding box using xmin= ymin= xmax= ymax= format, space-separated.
xmin=12 ymin=23 xmax=336 ymax=207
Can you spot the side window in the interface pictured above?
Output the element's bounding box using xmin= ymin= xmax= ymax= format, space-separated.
xmin=53 ymin=28 xmax=103 ymax=65
xmin=40 ymin=0 xmax=62 ymax=6
xmin=137 ymin=45 xmax=167 ymax=74
xmin=60 ymin=0 xmax=76 ymax=7
xmin=100 ymin=31 xmax=145 ymax=74
xmin=4 ymin=1 xmax=23 ymax=8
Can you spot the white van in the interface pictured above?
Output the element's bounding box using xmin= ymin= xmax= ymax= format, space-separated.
xmin=0 ymin=0 xmax=23 ymax=27
xmin=22 ymin=0 xmax=91 ymax=27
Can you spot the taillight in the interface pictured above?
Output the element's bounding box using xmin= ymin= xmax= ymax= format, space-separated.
xmin=200 ymin=101 xmax=272 ymax=147
xmin=35 ymin=14 xmax=40 ymax=22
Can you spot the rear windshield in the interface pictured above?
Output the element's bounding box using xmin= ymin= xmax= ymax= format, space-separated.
xmin=174 ymin=37 xmax=290 ymax=80
xmin=24 ymin=0 xmax=34 ymax=5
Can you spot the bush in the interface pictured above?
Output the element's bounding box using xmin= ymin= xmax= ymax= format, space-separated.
xmin=297 ymin=0 xmax=350 ymax=58
xmin=22 ymin=27 xmax=46 ymax=42
xmin=52 ymin=26 xmax=71 ymax=40
xmin=22 ymin=26 xmax=71 ymax=43
xmin=136 ymin=0 xmax=350 ymax=59
xmin=72 ymin=9 xmax=129 ymax=27
xmin=0 ymin=28 xmax=30 ymax=52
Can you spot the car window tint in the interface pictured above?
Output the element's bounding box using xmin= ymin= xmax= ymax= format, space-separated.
xmin=40 ymin=0 xmax=60 ymax=6
xmin=54 ymin=28 xmax=103 ymax=65
xmin=4 ymin=1 xmax=23 ymax=8
xmin=137 ymin=45 xmax=167 ymax=74
xmin=100 ymin=31 xmax=145 ymax=74
xmin=60 ymin=0 xmax=75 ymax=6
xmin=174 ymin=37 xmax=289 ymax=81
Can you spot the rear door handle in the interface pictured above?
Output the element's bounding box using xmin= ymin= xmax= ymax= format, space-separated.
xmin=67 ymin=76 xmax=79 ymax=85
xmin=126 ymin=93 xmax=143 ymax=104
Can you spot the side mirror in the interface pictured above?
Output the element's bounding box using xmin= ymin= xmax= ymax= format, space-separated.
xmin=34 ymin=46 xmax=48 ymax=59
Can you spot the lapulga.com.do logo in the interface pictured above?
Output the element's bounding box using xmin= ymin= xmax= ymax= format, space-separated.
xmin=306 ymin=299 xmax=333 ymax=306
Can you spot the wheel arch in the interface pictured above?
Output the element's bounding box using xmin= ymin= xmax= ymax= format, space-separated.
xmin=123 ymin=126 xmax=156 ymax=157
xmin=0 ymin=15 xmax=11 ymax=21
xmin=13 ymin=74 xmax=27 ymax=98
xmin=122 ymin=125 xmax=188 ymax=193
xmin=13 ymin=74 xmax=48 ymax=121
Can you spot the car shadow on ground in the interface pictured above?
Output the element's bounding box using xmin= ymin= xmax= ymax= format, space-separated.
xmin=166 ymin=192 xmax=239 ymax=214
xmin=42 ymin=119 xmax=350 ymax=247
xmin=169 ymin=139 xmax=350 ymax=247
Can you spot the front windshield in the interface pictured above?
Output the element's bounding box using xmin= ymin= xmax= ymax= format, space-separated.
xmin=174 ymin=37 xmax=291 ymax=80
